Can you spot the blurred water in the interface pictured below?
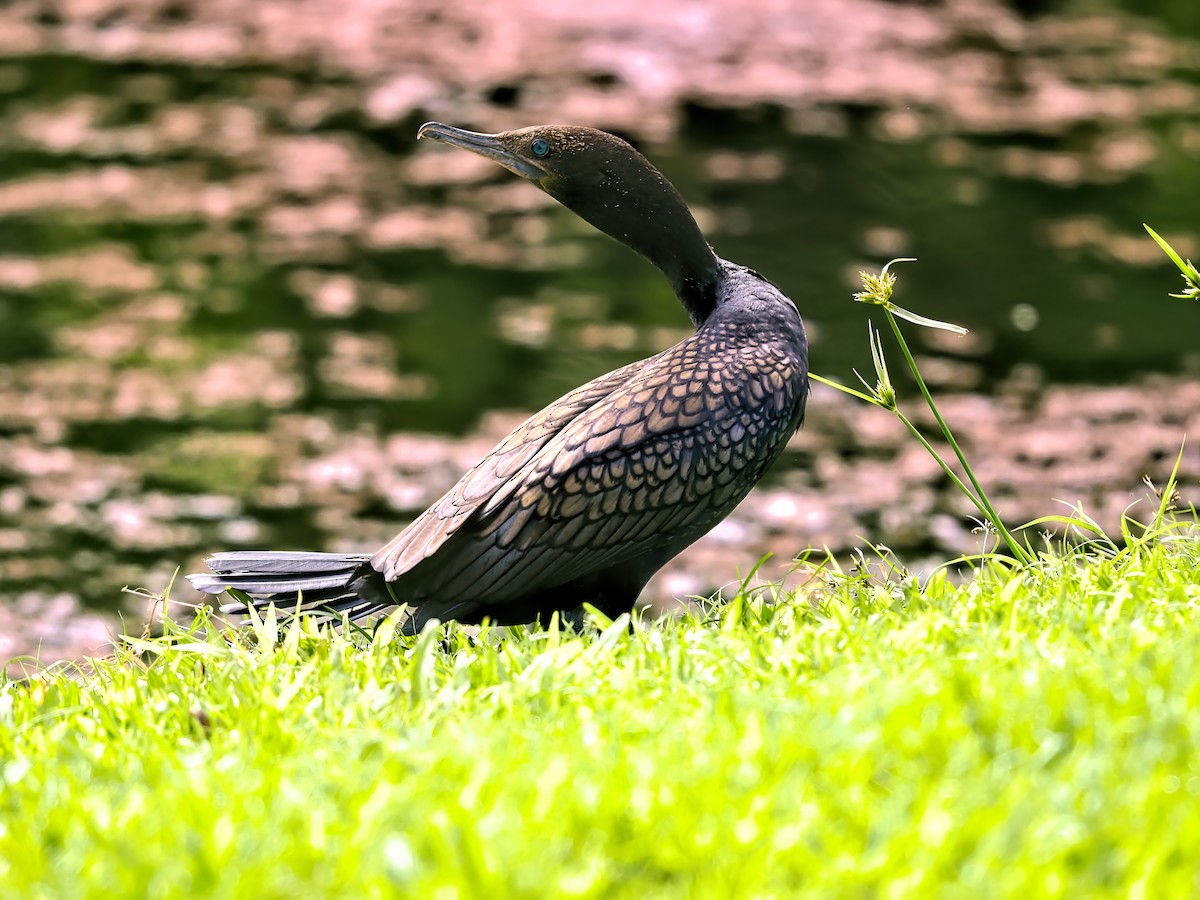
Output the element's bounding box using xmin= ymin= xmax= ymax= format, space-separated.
xmin=0 ymin=0 xmax=1198 ymax=615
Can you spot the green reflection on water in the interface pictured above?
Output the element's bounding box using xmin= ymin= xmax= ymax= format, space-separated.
xmin=1 ymin=0 xmax=1199 ymax=614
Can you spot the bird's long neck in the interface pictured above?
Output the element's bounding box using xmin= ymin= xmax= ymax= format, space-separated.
xmin=646 ymin=219 xmax=722 ymax=327
xmin=555 ymin=156 xmax=722 ymax=326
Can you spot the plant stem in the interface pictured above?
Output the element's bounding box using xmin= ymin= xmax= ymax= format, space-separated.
xmin=884 ymin=310 xmax=1035 ymax=565
xmin=891 ymin=412 xmax=982 ymax=512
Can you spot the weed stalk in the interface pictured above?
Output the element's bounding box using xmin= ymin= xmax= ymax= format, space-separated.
xmin=812 ymin=259 xmax=1035 ymax=564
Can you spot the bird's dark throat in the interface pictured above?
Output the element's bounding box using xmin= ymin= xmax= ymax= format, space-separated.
xmin=672 ymin=267 xmax=721 ymax=326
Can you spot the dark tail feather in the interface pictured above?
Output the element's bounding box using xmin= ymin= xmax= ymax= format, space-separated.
xmin=187 ymin=551 xmax=394 ymax=621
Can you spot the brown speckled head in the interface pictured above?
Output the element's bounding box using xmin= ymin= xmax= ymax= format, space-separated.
xmin=418 ymin=122 xmax=721 ymax=322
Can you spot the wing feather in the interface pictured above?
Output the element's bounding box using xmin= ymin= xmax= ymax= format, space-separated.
xmin=387 ymin=331 xmax=807 ymax=603
xmin=371 ymin=355 xmax=653 ymax=579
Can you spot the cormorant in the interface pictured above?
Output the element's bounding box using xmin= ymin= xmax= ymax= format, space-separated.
xmin=188 ymin=123 xmax=809 ymax=630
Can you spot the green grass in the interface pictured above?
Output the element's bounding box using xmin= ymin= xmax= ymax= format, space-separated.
xmin=4 ymin=533 xmax=1200 ymax=898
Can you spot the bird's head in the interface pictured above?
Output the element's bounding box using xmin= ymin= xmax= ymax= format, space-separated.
xmin=417 ymin=122 xmax=719 ymax=315
xmin=418 ymin=122 xmax=647 ymax=205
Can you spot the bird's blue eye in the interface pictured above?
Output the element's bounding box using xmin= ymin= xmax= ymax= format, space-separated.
xmin=531 ymin=138 xmax=550 ymax=158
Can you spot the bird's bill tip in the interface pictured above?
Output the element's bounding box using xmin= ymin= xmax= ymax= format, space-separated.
xmin=417 ymin=121 xmax=494 ymax=144
xmin=415 ymin=122 xmax=546 ymax=181
xmin=416 ymin=121 xmax=450 ymax=141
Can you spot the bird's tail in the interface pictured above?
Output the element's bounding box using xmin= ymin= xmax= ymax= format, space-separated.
xmin=187 ymin=551 xmax=394 ymax=621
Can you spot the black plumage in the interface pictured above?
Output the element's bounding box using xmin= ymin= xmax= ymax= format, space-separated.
xmin=189 ymin=123 xmax=809 ymax=630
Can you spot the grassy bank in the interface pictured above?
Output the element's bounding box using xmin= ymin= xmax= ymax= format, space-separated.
xmin=3 ymin=531 xmax=1200 ymax=898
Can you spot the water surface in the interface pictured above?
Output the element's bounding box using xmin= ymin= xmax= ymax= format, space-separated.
xmin=0 ymin=0 xmax=1197 ymax=625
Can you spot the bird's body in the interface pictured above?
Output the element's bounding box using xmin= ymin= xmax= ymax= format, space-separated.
xmin=190 ymin=123 xmax=809 ymax=630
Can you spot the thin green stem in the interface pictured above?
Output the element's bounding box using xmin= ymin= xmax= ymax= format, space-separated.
xmin=812 ymin=369 xmax=1011 ymax=550
xmin=809 ymin=373 xmax=882 ymax=407
xmin=884 ymin=311 xmax=1035 ymax=565
xmin=892 ymin=412 xmax=983 ymax=514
